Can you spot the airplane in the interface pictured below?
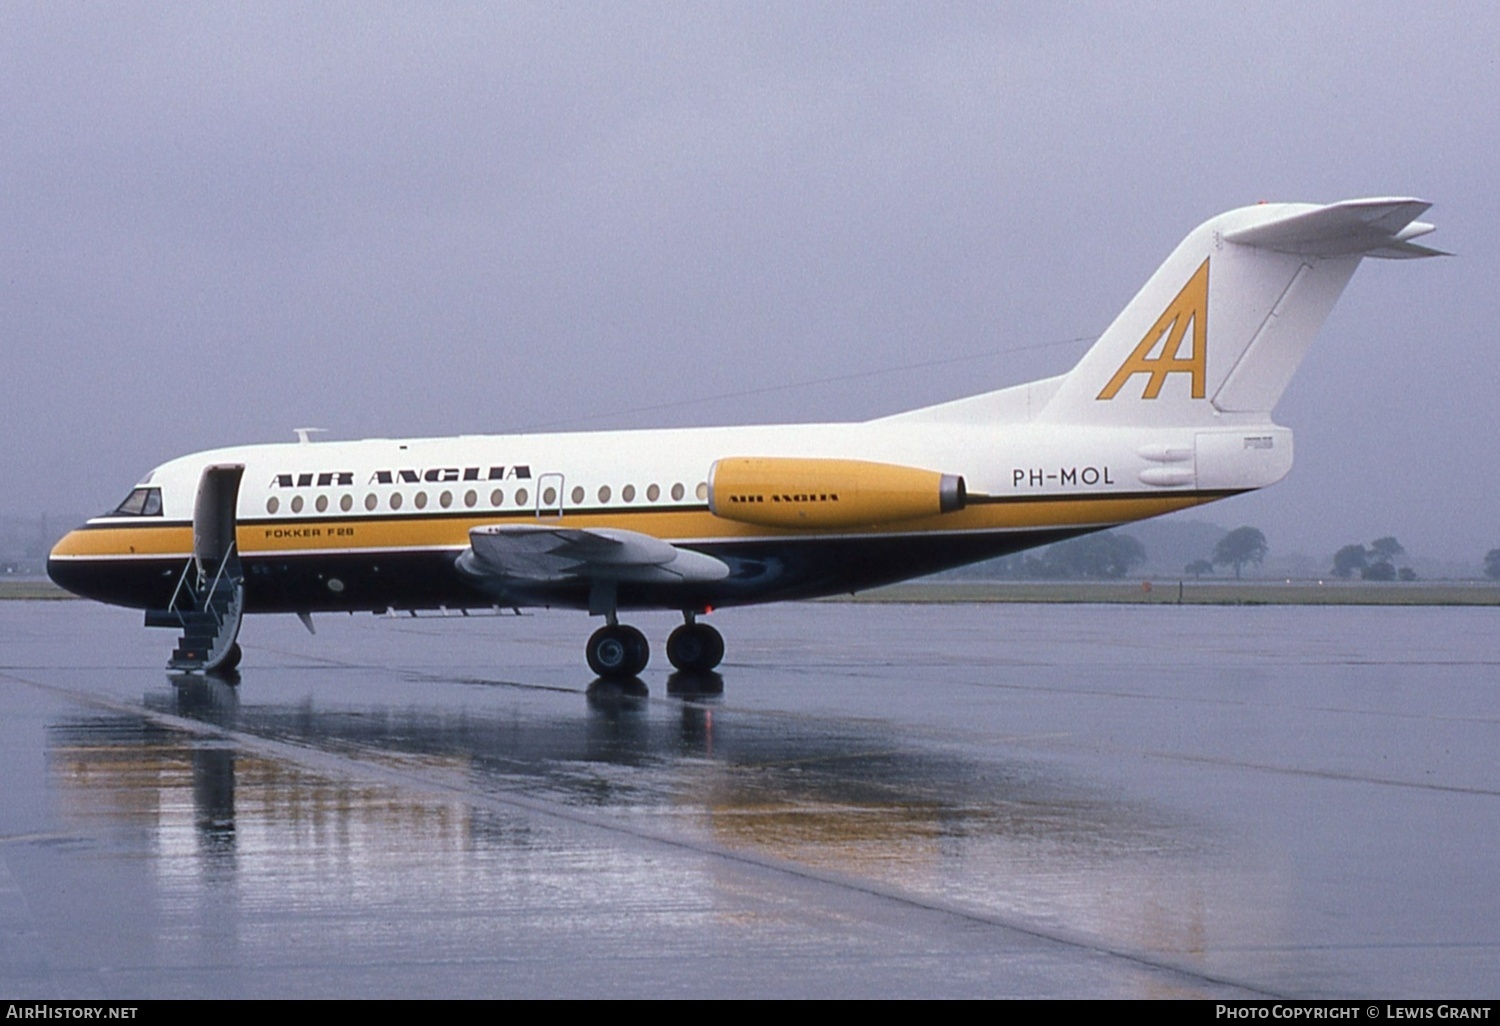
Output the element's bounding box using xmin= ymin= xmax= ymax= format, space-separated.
xmin=47 ymin=197 xmax=1441 ymax=678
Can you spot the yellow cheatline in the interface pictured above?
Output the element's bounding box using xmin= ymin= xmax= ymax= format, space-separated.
xmin=49 ymin=524 xmax=195 ymax=558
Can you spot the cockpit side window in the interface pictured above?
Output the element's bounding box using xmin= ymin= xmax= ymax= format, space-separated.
xmin=112 ymin=487 xmax=164 ymax=516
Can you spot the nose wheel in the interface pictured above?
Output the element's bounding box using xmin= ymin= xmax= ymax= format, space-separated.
xmin=666 ymin=622 xmax=724 ymax=672
xmin=586 ymin=624 xmax=650 ymax=678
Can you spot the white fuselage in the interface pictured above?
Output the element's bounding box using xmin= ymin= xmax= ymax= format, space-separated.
xmin=49 ymin=411 xmax=1286 ymax=615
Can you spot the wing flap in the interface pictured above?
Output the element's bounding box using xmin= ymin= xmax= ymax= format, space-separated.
xmin=458 ymin=524 xmax=730 ymax=584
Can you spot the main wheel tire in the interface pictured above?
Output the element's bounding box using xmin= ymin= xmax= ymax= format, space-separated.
xmin=666 ymin=623 xmax=724 ymax=671
xmin=587 ymin=626 xmax=628 ymax=676
xmin=587 ymin=625 xmax=650 ymax=678
xmin=618 ymin=625 xmax=649 ymax=675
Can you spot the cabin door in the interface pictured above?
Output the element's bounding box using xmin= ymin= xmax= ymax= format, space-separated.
xmin=194 ymin=464 xmax=245 ymax=578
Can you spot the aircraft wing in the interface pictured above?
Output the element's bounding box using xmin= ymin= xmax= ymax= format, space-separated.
xmin=456 ymin=525 xmax=730 ymax=584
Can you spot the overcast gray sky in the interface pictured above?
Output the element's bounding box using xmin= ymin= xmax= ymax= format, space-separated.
xmin=3 ymin=2 xmax=1495 ymax=563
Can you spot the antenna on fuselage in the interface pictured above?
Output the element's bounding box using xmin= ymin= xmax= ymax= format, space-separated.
xmin=293 ymin=427 xmax=327 ymax=445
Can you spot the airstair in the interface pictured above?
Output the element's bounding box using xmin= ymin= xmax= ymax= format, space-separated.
xmin=147 ymin=547 xmax=244 ymax=671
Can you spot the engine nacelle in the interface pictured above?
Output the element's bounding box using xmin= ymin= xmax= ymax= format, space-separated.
xmin=707 ymin=457 xmax=965 ymax=530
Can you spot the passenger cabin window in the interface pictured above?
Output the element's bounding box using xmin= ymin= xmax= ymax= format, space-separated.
xmin=112 ymin=488 xmax=163 ymax=517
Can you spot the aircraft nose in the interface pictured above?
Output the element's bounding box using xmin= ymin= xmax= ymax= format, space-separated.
xmin=47 ymin=527 xmax=93 ymax=599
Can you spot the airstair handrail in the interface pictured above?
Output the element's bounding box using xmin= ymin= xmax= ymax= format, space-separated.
xmin=166 ymin=557 xmax=196 ymax=613
xmin=205 ymin=541 xmax=239 ymax=601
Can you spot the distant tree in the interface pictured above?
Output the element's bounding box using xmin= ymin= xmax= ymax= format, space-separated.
xmin=1185 ymin=559 xmax=1214 ymax=579
xmin=1332 ymin=544 xmax=1368 ymax=579
xmin=1485 ymin=549 xmax=1500 ymax=580
xmin=1038 ymin=532 xmax=1147 ymax=579
xmin=1212 ymin=526 xmax=1268 ymax=580
xmin=1336 ymin=537 xmax=1411 ymax=582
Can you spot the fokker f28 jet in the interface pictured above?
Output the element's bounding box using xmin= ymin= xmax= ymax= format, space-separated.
xmin=49 ymin=198 xmax=1440 ymax=677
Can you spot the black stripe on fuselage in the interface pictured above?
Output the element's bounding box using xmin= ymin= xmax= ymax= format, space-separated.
xmin=50 ymin=526 xmax=1100 ymax=614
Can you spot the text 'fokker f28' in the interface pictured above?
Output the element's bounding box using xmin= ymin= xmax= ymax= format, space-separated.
xmin=49 ymin=198 xmax=1441 ymax=678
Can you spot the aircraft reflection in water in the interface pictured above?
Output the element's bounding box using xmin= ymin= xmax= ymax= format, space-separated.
xmin=47 ymin=198 xmax=1440 ymax=676
xmin=45 ymin=689 xmax=1279 ymax=966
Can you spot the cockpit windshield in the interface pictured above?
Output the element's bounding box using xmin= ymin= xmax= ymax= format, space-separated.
xmin=112 ymin=487 xmax=163 ymax=517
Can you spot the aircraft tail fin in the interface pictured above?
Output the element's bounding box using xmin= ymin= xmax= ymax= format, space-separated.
xmin=1037 ymin=198 xmax=1440 ymax=427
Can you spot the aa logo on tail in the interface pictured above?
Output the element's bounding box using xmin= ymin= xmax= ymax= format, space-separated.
xmin=1097 ymin=258 xmax=1209 ymax=400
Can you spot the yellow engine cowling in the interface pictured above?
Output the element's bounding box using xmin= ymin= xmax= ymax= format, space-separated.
xmin=707 ymin=457 xmax=966 ymax=530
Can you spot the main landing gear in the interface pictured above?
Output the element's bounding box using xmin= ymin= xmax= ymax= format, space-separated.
xmin=666 ymin=619 xmax=725 ymax=673
xmin=584 ymin=611 xmax=724 ymax=678
xmin=586 ymin=624 xmax=650 ymax=677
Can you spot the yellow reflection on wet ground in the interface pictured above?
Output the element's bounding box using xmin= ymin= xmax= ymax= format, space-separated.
xmin=7 ymin=599 xmax=1497 ymax=997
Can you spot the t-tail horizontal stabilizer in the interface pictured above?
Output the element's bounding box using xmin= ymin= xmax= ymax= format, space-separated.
xmin=1223 ymin=198 xmax=1445 ymax=259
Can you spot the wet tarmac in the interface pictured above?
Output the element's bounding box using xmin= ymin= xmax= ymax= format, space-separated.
xmin=1 ymin=599 xmax=1497 ymax=998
